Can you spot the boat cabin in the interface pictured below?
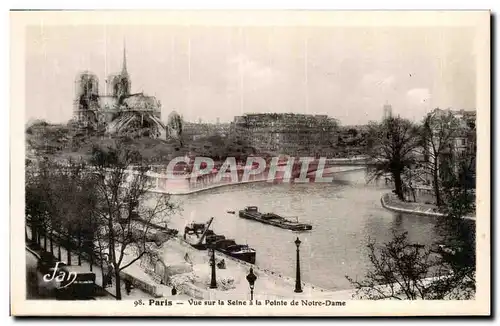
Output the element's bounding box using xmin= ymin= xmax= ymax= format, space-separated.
xmin=226 ymin=244 xmax=254 ymax=253
xmin=206 ymin=234 xmax=225 ymax=244
xmin=261 ymin=213 xmax=281 ymax=220
xmin=185 ymin=222 xmax=206 ymax=235
xmin=213 ymin=239 xmax=238 ymax=250
xmin=244 ymin=206 xmax=259 ymax=212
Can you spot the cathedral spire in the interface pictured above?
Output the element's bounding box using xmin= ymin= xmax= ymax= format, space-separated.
xmin=121 ymin=40 xmax=127 ymax=75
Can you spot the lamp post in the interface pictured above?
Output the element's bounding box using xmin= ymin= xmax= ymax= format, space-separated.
xmin=209 ymin=242 xmax=217 ymax=289
xmin=294 ymin=237 xmax=303 ymax=293
xmin=246 ymin=267 xmax=257 ymax=300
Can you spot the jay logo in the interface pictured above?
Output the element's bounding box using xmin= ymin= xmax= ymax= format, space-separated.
xmin=43 ymin=262 xmax=77 ymax=288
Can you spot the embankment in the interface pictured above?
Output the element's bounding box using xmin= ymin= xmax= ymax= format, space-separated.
xmin=149 ymin=166 xmax=365 ymax=196
xmin=381 ymin=193 xmax=476 ymax=221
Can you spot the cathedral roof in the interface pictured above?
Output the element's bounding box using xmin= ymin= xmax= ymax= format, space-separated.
xmin=122 ymin=94 xmax=160 ymax=111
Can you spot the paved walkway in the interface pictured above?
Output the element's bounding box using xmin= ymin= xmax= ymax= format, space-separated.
xmin=26 ymin=227 xmax=190 ymax=300
xmin=27 ymin=226 xmax=352 ymax=301
xmin=381 ymin=193 xmax=476 ymax=221
xmin=163 ymin=237 xmax=348 ymax=300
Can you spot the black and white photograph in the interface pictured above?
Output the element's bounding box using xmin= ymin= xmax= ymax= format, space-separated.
xmin=10 ymin=10 xmax=490 ymax=316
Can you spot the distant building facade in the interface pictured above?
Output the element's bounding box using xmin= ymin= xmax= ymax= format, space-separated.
xmin=72 ymin=45 xmax=166 ymax=138
xmin=425 ymin=108 xmax=476 ymax=157
xmin=232 ymin=113 xmax=339 ymax=157
xmin=449 ymin=109 xmax=477 ymax=157
xmin=423 ymin=108 xmax=476 ymax=186
xmin=183 ymin=121 xmax=231 ymax=141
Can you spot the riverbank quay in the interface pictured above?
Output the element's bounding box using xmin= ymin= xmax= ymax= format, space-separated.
xmin=25 ymin=226 xmax=190 ymax=300
xmin=157 ymin=236 xmax=468 ymax=301
xmin=149 ymin=177 xmax=268 ymax=195
xmin=26 ymin=222 xmax=337 ymax=301
xmin=147 ymin=166 xmax=365 ymax=195
xmin=159 ymin=236 xmax=352 ymax=301
xmin=381 ymin=193 xmax=476 ymax=221
xmin=27 ymin=226 xmax=353 ymax=301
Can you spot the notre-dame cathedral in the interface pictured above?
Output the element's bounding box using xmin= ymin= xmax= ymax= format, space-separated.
xmin=72 ymin=45 xmax=167 ymax=138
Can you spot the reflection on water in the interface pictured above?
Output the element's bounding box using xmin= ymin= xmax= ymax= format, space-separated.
xmin=162 ymin=169 xmax=444 ymax=290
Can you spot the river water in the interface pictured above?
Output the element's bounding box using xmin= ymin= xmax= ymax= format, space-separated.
xmin=163 ymin=169 xmax=444 ymax=291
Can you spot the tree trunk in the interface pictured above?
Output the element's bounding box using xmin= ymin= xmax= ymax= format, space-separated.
xmin=43 ymin=229 xmax=47 ymax=250
xmin=25 ymin=227 xmax=29 ymax=242
xmin=49 ymin=229 xmax=54 ymax=254
xmin=97 ymin=245 xmax=105 ymax=287
xmin=393 ymin=172 xmax=404 ymax=201
xmin=89 ymin=249 xmax=93 ymax=272
xmin=66 ymin=237 xmax=72 ymax=265
xmin=31 ymin=226 xmax=37 ymax=244
xmin=433 ymin=160 xmax=442 ymax=206
xmin=108 ymin=212 xmax=118 ymax=297
xmin=115 ymin=269 xmax=122 ymax=300
xmin=78 ymin=233 xmax=82 ymax=266
xmin=58 ymin=243 xmax=62 ymax=261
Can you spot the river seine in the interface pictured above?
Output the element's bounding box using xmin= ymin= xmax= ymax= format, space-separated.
xmin=164 ymin=169 xmax=444 ymax=291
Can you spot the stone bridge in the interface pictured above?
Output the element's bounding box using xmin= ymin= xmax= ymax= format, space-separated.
xmin=134 ymin=157 xmax=370 ymax=195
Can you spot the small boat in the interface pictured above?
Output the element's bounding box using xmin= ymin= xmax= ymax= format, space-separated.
xmin=205 ymin=233 xmax=256 ymax=264
xmin=431 ymin=243 xmax=461 ymax=256
xmin=183 ymin=217 xmax=257 ymax=264
xmin=239 ymin=206 xmax=312 ymax=231
xmin=227 ymin=210 xmax=235 ymax=214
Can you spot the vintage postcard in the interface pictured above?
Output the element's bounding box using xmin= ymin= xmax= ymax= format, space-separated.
xmin=10 ymin=10 xmax=490 ymax=316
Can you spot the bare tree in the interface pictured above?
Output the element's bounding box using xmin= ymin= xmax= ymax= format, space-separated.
xmin=421 ymin=109 xmax=462 ymax=206
xmin=347 ymin=148 xmax=476 ymax=300
xmin=90 ymin=141 xmax=177 ymax=300
xmin=25 ymin=157 xmax=99 ymax=268
xmin=432 ymin=151 xmax=476 ymax=300
xmin=48 ymin=159 xmax=95 ymax=265
xmin=366 ymin=117 xmax=421 ymax=200
xmin=401 ymin=165 xmax=427 ymax=202
xmin=347 ymin=231 xmax=440 ymax=300
xmin=25 ymin=160 xmax=53 ymax=248
xmin=346 ymin=230 xmax=474 ymax=300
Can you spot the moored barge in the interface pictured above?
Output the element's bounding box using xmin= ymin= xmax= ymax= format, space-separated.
xmin=239 ymin=206 xmax=312 ymax=231
xmin=183 ymin=217 xmax=256 ymax=264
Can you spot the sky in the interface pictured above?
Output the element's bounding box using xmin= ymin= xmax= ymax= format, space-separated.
xmin=25 ymin=25 xmax=477 ymax=125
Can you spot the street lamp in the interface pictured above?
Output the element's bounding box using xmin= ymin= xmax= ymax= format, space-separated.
xmin=294 ymin=237 xmax=303 ymax=293
xmin=246 ymin=267 xmax=257 ymax=300
xmin=209 ymin=242 xmax=217 ymax=289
